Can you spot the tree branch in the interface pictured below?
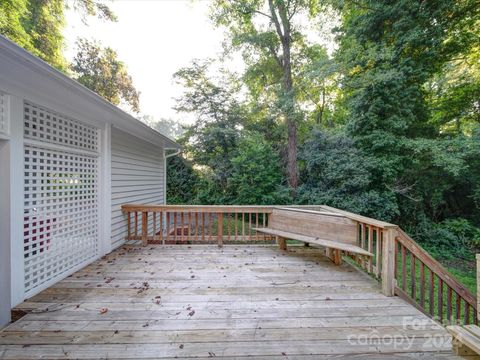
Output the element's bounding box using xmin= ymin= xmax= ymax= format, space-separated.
xmin=288 ymin=0 xmax=299 ymax=22
xmin=268 ymin=0 xmax=285 ymax=39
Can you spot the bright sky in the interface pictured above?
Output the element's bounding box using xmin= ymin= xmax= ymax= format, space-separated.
xmin=64 ymin=1 xmax=337 ymax=124
xmin=64 ymin=0 xmax=232 ymax=123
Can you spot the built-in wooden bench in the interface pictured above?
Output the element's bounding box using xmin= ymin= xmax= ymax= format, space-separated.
xmin=447 ymin=325 xmax=480 ymax=358
xmin=254 ymin=208 xmax=373 ymax=265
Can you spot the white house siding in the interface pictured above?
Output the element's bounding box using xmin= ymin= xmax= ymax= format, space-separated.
xmin=0 ymin=36 xmax=178 ymax=324
xmin=111 ymin=127 xmax=165 ymax=249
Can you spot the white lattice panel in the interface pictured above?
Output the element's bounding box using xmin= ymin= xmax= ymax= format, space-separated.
xmin=23 ymin=145 xmax=99 ymax=293
xmin=23 ymin=100 xmax=100 ymax=294
xmin=0 ymin=92 xmax=8 ymax=135
xmin=24 ymin=101 xmax=99 ymax=152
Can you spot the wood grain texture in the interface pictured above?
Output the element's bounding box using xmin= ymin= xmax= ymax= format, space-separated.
xmin=254 ymin=228 xmax=372 ymax=256
xmin=0 ymin=245 xmax=460 ymax=359
xmin=268 ymin=208 xmax=357 ymax=244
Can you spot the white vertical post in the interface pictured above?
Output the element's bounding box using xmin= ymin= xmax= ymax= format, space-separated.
xmin=10 ymin=95 xmax=25 ymax=307
xmin=0 ymin=139 xmax=11 ymax=326
xmin=99 ymin=122 xmax=112 ymax=255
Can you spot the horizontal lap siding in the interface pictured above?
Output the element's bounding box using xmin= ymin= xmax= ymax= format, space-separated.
xmin=111 ymin=127 xmax=164 ymax=249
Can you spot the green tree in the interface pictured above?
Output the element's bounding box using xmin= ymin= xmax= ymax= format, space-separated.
xmin=297 ymin=129 xmax=398 ymax=220
xmin=166 ymin=155 xmax=200 ymax=205
xmin=174 ymin=60 xmax=245 ymax=202
xmin=0 ymin=0 xmax=32 ymax=52
xmin=230 ymin=132 xmax=286 ymax=204
xmin=0 ymin=0 xmax=116 ymax=71
xmin=211 ymin=0 xmax=327 ymax=193
xmin=71 ymin=38 xmax=140 ymax=112
xmin=335 ymin=0 xmax=480 ymax=221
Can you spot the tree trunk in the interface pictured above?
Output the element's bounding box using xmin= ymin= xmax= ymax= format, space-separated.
xmin=286 ymin=119 xmax=297 ymax=191
xmin=268 ymin=0 xmax=298 ymax=195
xmin=282 ymin=37 xmax=298 ymax=194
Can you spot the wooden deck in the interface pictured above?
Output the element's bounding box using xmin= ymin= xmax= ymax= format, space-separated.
xmin=0 ymin=245 xmax=464 ymax=359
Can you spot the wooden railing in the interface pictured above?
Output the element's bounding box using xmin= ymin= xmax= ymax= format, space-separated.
xmin=121 ymin=205 xmax=275 ymax=245
xmin=395 ymin=229 xmax=477 ymax=325
xmin=313 ymin=206 xmax=478 ymax=326
xmin=121 ymin=203 xmax=477 ymax=325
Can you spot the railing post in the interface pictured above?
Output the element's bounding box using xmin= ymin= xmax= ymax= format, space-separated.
xmin=217 ymin=212 xmax=223 ymax=247
xmin=142 ymin=211 xmax=148 ymax=247
xmin=381 ymin=228 xmax=397 ymax=296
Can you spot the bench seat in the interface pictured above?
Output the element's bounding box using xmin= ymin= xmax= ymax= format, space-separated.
xmin=253 ymin=227 xmax=373 ymax=257
xmin=447 ymin=325 xmax=480 ymax=357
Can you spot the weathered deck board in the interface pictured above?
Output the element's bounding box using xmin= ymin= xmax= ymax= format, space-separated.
xmin=0 ymin=245 xmax=464 ymax=359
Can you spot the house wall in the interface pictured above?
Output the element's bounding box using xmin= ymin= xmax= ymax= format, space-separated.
xmin=0 ymin=37 xmax=176 ymax=311
xmin=111 ymin=127 xmax=165 ymax=249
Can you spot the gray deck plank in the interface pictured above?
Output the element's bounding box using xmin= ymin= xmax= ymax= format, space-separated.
xmin=0 ymin=245 xmax=461 ymax=359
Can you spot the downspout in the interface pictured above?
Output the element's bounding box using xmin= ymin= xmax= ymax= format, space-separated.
xmin=163 ymin=148 xmax=181 ymax=205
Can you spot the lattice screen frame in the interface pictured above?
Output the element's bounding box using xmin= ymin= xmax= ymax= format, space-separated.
xmin=24 ymin=101 xmax=98 ymax=152
xmin=23 ymin=101 xmax=101 ymax=296
xmin=0 ymin=91 xmax=10 ymax=136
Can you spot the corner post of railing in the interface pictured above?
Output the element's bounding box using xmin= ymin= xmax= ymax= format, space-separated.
xmin=217 ymin=212 xmax=223 ymax=248
xmin=381 ymin=227 xmax=397 ymax=296
xmin=141 ymin=211 xmax=148 ymax=247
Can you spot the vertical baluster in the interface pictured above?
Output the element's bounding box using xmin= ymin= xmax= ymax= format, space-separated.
xmin=420 ymin=262 xmax=425 ymax=309
xmin=401 ymin=244 xmax=406 ymax=291
xmin=429 ymin=268 xmax=434 ymax=316
xmin=465 ymin=302 xmax=471 ymax=325
xmin=368 ymin=227 xmax=374 ymax=273
xmin=160 ymin=211 xmax=164 ymax=245
xmin=134 ymin=211 xmax=138 ymax=239
xmin=173 ymin=212 xmax=177 ymax=243
xmin=235 ymin=212 xmax=238 ymax=241
xmin=455 ymin=293 xmax=461 ymax=324
xmin=127 ymin=211 xmax=131 ymax=240
xmin=194 ymin=212 xmax=198 ymax=242
xmin=361 ymin=224 xmax=366 ymax=268
xmin=180 ymin=212 xmax=184 ymax=242
xmin=411 ymin=253 xmax=416 ymax=300
xmin=249 ymin=212 xmax=252 ymax=241
xmin=153 ymin=212 xmax=157 ymax=242
xmin=375 ymin=229 xmax=382 ymax=277
xmin=255 ymin=212 xmax=259 ymax=241
xmin=242 ymin=212 xmax=245 ymax=241
xmin=141 ymin=211 xmax=148 ymax=246
xmin=166 ymin=212 xmax=170 ymax=243
xmin=394 ymin=237 xmax=398 ymax=281
xmin=438 ymin=278 xmax=444 ymax=323
xmin=262 ymin=212 xmax=267 ymax=241
xmin=201 ymin=213 xmax=205 ymax=242
xmin=447 ymin=287 xmax=452 ymax=324
xmin=210 ymin=213 xmax=215 ymax=242
xmin=226 ymin=213 xmax=231 ymax=241
xmin=217 ymin=212 xmax=223 ymax=247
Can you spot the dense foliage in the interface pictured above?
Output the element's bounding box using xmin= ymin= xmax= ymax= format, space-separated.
xmin=166 ymin=0 xmax=480 ymax=271
xmin=0 ymin=0 xmax=137 ymax=111
xmin=71 ymin=38 xmax=140 ymax=112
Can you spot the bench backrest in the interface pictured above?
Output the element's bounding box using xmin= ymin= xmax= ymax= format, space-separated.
xmin=269 ymin=208 xmax=357 ymax=245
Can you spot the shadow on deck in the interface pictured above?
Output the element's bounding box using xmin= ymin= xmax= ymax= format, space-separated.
xmin=0 ymin=245 xmax=462 ymax=359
